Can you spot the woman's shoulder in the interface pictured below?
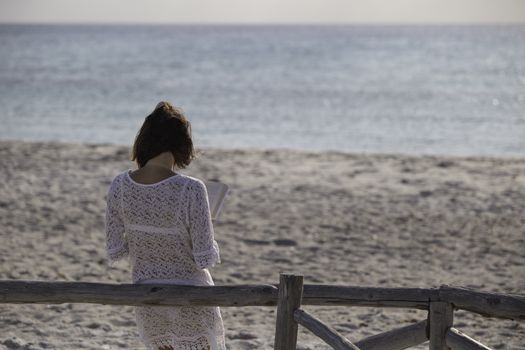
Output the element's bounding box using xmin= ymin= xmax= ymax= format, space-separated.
xmin=179 ymin=174 xmax=206 ymax=189
xmin=107 ymin=170 xmax=128 ymax=191
xmin=112 ymin=170 xmax=129 ymax=183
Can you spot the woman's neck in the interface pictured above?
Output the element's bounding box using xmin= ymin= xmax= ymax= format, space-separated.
xmin=143 ymin=152 xmax=175 ymax=171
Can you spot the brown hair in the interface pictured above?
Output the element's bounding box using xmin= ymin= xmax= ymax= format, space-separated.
xmin=131 ymin=102 xmax=195 ymax=169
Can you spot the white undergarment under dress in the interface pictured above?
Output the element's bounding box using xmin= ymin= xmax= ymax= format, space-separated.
xmin=105 ymin=170 xmax=225 ymax=350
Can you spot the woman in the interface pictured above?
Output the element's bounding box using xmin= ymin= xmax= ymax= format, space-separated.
xmin=104 ymin=102 xmax=225 ymax=350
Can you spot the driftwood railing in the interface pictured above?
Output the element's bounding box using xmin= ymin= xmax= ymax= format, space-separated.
xmin=0 ymin=274 xmax=524 ymax=350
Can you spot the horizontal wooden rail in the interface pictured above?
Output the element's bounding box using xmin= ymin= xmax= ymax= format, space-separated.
xmin=446 ymin=327 xmax=493 ymax=350
xmin=354 ymin=319 xmax=428 ymax=350
xmin=0 ymin=281 xmax=278 ymax=307
xmin=439 ymin=286 xmax=525 ymax=321
xmin=0 ymin=281 xmax=435 ymax=308
xmin=0 ymin=281 xmax=523 ymax=320
xmin=294 ymin=309 xmax=361 ymax=350
xmin=302 ymin=285 xmax=434 ymax=309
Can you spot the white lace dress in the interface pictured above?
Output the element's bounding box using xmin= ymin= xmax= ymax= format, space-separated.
xmin=105 ymin=170 xmax=226 ymax=350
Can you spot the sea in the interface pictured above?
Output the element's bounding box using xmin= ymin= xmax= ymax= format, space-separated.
xmin=0 ymin=24 xmax=524 ymax=156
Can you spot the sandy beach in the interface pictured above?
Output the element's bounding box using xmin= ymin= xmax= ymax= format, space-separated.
xmin=0 ymin=139 xmax=523 ymax=350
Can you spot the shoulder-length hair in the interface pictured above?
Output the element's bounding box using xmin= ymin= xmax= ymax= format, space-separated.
xmin=131 ymin=102 xmax=195 ymax=169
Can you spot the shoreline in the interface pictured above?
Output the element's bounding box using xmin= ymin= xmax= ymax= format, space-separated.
xmin=0 ymin=139 xmax=523 ymax=349
xmin=2 ymin=138 xmax=525 ymax=162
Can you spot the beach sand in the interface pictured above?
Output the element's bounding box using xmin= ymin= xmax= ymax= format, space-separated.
xmin=0 ymin=140 xmax=524 ymax=349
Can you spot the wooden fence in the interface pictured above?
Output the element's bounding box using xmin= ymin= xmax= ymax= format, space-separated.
xmin=0 ymin=274 xmax=524 ymax=350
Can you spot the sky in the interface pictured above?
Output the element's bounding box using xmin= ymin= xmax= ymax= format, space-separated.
xmin=1 ymin=0 xmax=525 ymax=24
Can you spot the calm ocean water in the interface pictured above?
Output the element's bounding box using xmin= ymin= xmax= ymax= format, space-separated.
xmin=0 ymin=24 xmax=524 ymax=156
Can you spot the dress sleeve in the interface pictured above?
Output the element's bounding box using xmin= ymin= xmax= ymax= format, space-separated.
xmin=105 ymin=176 xmax=128 ymax=265
xmin=188 ymin=179 xmax=220 ymax=269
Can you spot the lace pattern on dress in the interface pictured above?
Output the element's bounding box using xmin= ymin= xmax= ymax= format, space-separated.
xmin=144 ymin=333 xmax=226 ymax=350
xmin=193 ymin=240 xmax=221 ymax=270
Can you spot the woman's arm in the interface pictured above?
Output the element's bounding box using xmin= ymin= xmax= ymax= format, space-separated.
xmin=105 ymin=176 xmax=128 ymax=265
xmin=188 ymin=179 xmax=220 ymax=269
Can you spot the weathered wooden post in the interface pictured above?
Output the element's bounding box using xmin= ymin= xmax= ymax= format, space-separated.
xmin=429 ymin=301 xmax=454 ymax=350
xmin=274 ymin=273 xmax=304 ymax=350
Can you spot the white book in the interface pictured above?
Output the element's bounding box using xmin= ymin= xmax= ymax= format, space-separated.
xmin=204 ymin=181 xmax=229 ymax=220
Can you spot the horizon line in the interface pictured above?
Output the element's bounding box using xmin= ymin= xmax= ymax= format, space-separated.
xmin=1 ymin=20 xmax=525 ymax=26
